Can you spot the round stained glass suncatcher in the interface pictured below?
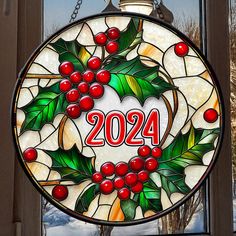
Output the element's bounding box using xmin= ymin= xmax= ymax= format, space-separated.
xmin=12 ymin=12 xmax=223 ymax=225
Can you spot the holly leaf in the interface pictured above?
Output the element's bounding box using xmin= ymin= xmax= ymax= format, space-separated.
xmin=20 ymin=82 xmax=68 ymax=133
xmin=75 ymin=184 xmax=100 ymax=213
xmin=45 ymin=145 xmax=95 ymax=184
xmin=158 ymin=125 xmax=220 ymax=196
xmin=133 ymin=180 xmax=163 ymax=215
xmin=50 ymin=38 xmax=91 ymax=72
xmin=117 ymin=18 xmax=142 ymax=56
xmin=104 ymin=57 xmax=175 ymax=104
xmin=120 ymin=199 xmax=138 ymax=221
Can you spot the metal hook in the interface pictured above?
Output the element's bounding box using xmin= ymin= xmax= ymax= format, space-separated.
xmin=3 ymin=0 xmax=11 ymax=16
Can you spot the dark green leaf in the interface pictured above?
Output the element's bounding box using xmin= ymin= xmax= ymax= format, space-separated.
xmin=75 ymin=184 xmax=100 ymax=213
xmin=120 ymin=199 xmax=138 ymax=221
xmin=134 ymin=180 xmax=162 ymax=215
xmin=50 ymin=38 xmax=91 ymax=72
xmin=20 ymin=82 xmax=68 ymax=133
xmin=104 ymin=57 xmax=175 ymax=104
xmin=158 ymin=125 xmax=220 ymax=196
xmin=45 ymin=145 xmax=95 ymax=184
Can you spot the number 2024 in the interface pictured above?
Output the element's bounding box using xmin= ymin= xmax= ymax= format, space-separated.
xmin=85 ymin=109 xmax=160 ymax=147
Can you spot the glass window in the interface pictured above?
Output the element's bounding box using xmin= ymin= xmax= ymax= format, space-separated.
xmin=42 ymin=1 xmax=208 ymax=235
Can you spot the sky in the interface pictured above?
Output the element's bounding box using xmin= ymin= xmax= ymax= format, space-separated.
xmin=44 ymin=0 xmax=200 ymax=38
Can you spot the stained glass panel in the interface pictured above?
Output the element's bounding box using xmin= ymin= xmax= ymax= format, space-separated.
xmin=13 ymin=12 xmax=222 ymax=226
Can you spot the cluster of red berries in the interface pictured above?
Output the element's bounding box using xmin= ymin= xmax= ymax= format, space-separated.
xmin=59 ymin=58 xmax=111 ymax=119
xmin=94 ymin=27 xmax=120 ymax=54
xmin=92 ymin=145 xmax=162 ymax=200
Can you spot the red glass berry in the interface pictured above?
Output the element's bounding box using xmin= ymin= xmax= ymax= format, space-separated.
xmin=118 ymin=188 xmax=130 ymax=200
xmin=23 ymin=147 xmax=37 ymax=162
xmin=89 ymin=83 xmax=104 ymax=99
xmin=129 ymin=157 xmax=144 ymax=172
xmin=115 ymin=162 xmax=129 ymax=176
xmin=152 ymin=147 xmax=162 ymax=158
xmin=94 ymin=32 xmax=108 ymax=45
xmin=203 ymin=108 xmax=218 ymax=123
xmin=52 ymin=185 xmax=68 ymax=201
xmin=92 ymin=172 xmax=103 ymax=183
xmin=66 ymin=104 xmax=81 ymax=119
xmin=107 ymin=27 xmax=120 ymax=40
xmin=59 ymin=61 xmax=74 ymax=76
xmin=138 ymin=170 xmax=149 ymax=182
xmin=138 ymin=145 xmax=151 ymax=158
xmin=79 ymin=96 xmax=94 ymax=111
xmin=78 ymin=82 xmax=89 ymax=94
xmin=70 ymin=71 xmax=82 ymax=84
xmin=66 ymin=89 xmax=80 ymax=103
xmin=59 ymin=79 xmax=72 ymax=92
xmin=96 ymin=70 xmax=111 ymax=84
xmin=174 ymin=42 xmax=189 ymax=57
xmin=87 ymin=57 xmax=102 ymax=71
xmin=131 ymin=181 xmax=143 ymax=193
xmin=101 ymin=162 xmax=115 ymax=176
xmin=114 ymin=177 xmax=125 ymax=189
xmin=82 ymin=70 xmax=95 ymax=83
xmin=145 ymin=157 xmax=159 ymax=172
xmin=106 ymin=41 xmax=119 ymax=54
xmin=100 ymin=179 xmax=114 ymax=195
xmin=125 ymin=172 xmax=138 ymax=187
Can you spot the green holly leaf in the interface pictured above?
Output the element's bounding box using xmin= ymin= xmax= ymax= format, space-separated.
xmin=134 ymin=180 xmax=163 ymax=215
xmin=50 ymin=38 xmax=91 ymax=72
xmin=75 ymin=184 xmax=100 ymax=213
xmin=117 ymin=18 xmax=142 ymax=56
xmin=158 ymin=125 xmax=220 ymax=196
xmin=20 ymin=82 xmax=68 ymax=134
xmin=120 ymin=199 xmax=138 ymax=221
xmin=45 ymin=145 xmax=95 ymax=184
xmin=104 ymin=57 xmax=175 ymax=104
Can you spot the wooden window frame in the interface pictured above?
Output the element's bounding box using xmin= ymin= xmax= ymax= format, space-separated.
xmin=0 ymin=0 xmax=233 ymax=235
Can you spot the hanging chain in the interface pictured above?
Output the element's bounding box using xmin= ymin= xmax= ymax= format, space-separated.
xmin=69 ymin=0 xmax=83 ymax=23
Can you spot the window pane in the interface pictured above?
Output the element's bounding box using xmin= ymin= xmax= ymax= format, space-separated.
xmin=42 ymin=1 xmax=208 ymax=235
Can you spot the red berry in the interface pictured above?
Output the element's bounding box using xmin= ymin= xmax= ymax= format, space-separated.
xmin=94 ymin=32 xmax=108 ymax=45
xmin=138 ymin=170 xmax=149 ymax=182
xmin=100 ymin=179 xmax=114 ymax=195
xmin=79 ymin=96 xmax=94 ymax=111
xmin=145 ymin=157 xmax=159 ymax=172
xmin=174 ymin=42 xmax=189 ymax=57
xmin=107 ymin=27 xmax=120 ymax=40
xmin=92 ymin=172 xmax=103 ymax=183
xmin=70 ymin=71 xmax=82 ymax=84
xmin=66 ymin=89 xmax=80 ymax=103
xmin=59 ymin=79 xmax=72 ymax=92
xmin=78 ymin=82 xmax=89 ymax=94
xmin=101 ymin=162 xmax=115 ymax=176
xmin=59 ymin=61 xmax=74 ymax=76
xmin=138 ymin=145 xmax=151 ymax=158
xmin=114 ymin=177 xmax=125 ymax=189
xmin=82 ymin=70 xmax=95 ymax=83
xmin=23 ymin=147 xmax=37 ymax=162
xmin=125 ymin=172 xmax=138 ymax=187
xmin=106 ymin=41 xmax=119 ymax=54
xmin=87 ymin=57 xmax=102 ymax=71
xmin=203 ymin=108 xmax=218 ymax=123
xmin=96 ymin=70 xmax=111 ymax=84
xmin=66 ymin=104 xmax=81 ymax=119
xmin=89 ymin=83 xmax=104 ymax=99
xmin=129 ymin=157 xmax=144 ymax=172
xmin=152 ymin=147 xmax=162 ymax=158
xmin=118 ymin=188 xmax=130 ymax=200
xmin=131 ymin=181 xmax=143 ymax=193
xmin=52 ymin=185 xmax=68 ymax=201
xmin=115 ymin=162 xmax=129 ymax=176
